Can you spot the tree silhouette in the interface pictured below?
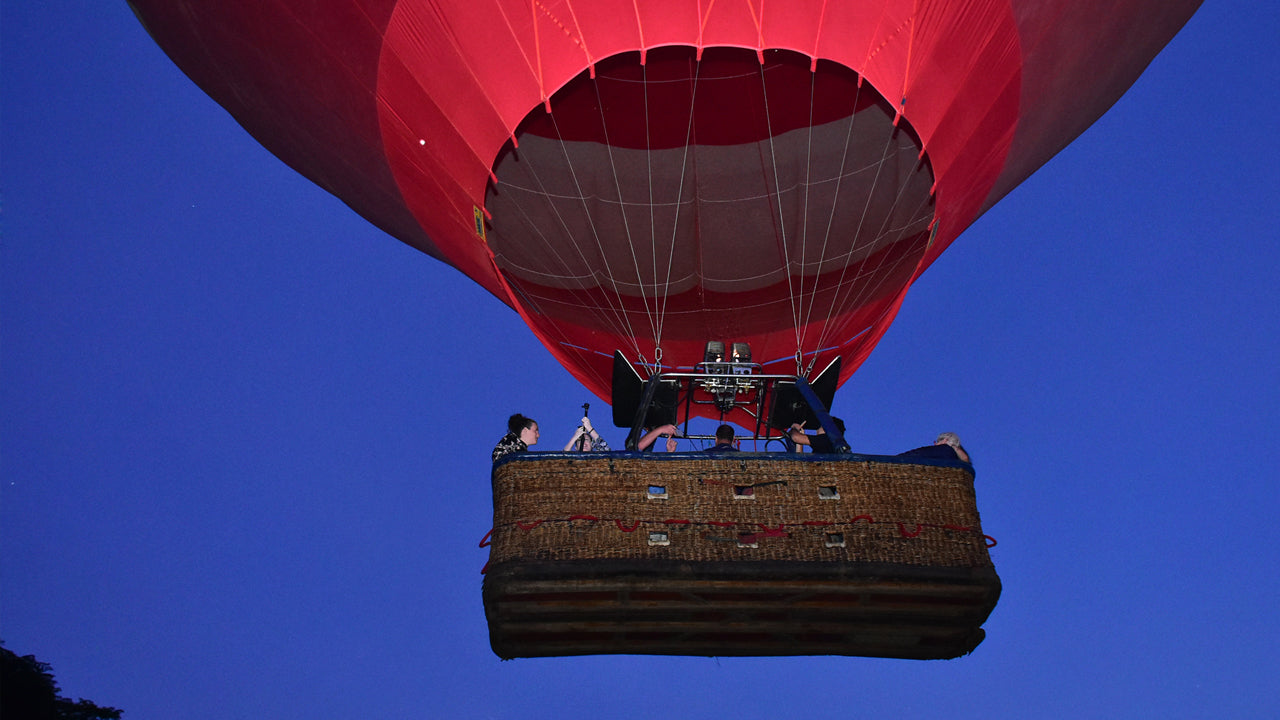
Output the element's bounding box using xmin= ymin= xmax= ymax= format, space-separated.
xmin=1 ymin=642 xmax=123 ymax=720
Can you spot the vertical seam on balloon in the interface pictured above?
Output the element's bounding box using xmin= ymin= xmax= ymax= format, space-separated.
xmin=381 ymin=8 xmax=521 ymax=185
xmin=490 ymin=0 xmax=539 ymax=98
xmin=631 ymin=0 xmax=646 ymax=57
xmin=694 ymin=0 xmax=705 ymax=56
xmin=810 ymin=0 xmax=831 ymax=71
xmin=863 ymin=13 xmax=911 ymax=74
xmin=700 ymin=0 xmax=718 ymax=42
xmin=559 ymin=0 xmax=594 ymax=72
xmin=898 ymin=1 xmax=920 ymax=120
xmin=751 ymin=0 xmax=765 ymax=60
xmin=530 ymin=0 xmax=549 ymax=110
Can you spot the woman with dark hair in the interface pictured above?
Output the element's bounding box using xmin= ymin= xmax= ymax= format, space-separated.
xmin=492 ymin=413 xmax=540 ymax=462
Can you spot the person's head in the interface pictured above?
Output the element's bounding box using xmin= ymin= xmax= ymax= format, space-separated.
xmin=715 ymin=424 xmax=735 ymax=444
xmin=508 ymin=413 xmax=539 ymax=446
xmin=935 ymin=432 xmax=961 ymax=449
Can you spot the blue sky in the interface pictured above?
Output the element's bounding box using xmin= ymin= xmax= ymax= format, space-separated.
xmin=3 ymin=2 xmax=1278 ymax=718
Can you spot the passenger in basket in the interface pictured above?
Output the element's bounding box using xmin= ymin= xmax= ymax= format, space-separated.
xmin=492 ymin=413 xmax=539 ymax=462
xmin=898 ymin=432 xmax=971 ymax=463
xmin=564 ymin=415 xmax=611 ymax=451
xmin=788 ymin=417 xmax=846 ymax=453
xmin=702 ymin=424 xmax=739 ymax=452
xmin=637 ymin=423 xmax=680 ymax=452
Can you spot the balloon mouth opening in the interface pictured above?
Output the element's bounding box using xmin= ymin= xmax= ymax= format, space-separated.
xmin=480 ymin=45 xmax=935 ymax=371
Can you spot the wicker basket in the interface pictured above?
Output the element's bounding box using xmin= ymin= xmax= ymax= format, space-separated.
xmin=484 ymin=451 xmax=1000 ymax=659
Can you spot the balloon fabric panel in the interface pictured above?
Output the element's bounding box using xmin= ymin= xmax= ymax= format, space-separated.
xmin=127 ymin=0 xmax=1204 ymax=420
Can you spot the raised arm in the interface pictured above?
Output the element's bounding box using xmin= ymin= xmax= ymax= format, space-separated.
xmin=637 ymin=423 xmax=679 ymax=451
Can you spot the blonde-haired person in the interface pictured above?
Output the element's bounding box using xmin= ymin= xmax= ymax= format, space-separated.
xmin=899 ymin=431 xmax=970 ymax=463
xmin=934 ymin=432 xmax=970 ymax=462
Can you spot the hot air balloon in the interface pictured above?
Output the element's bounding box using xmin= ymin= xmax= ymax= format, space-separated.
xmin=128 ymin=0 xmax=1202 ymax=659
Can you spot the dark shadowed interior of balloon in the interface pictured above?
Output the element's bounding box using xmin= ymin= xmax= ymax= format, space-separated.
xmin=483 ymin=46 xmax=935 ymax=373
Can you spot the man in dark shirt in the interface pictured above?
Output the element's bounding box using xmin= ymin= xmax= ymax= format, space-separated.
xmin=703 ymin=424 xmax=739 ymax=452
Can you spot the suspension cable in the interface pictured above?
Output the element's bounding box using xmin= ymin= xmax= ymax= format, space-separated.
xmin=545 ymin=108 xmax=648 ymax=357
xmin=810 ymin=102 xmax=917 ymax=355
xmin=796 ymin=69 xmax=858 ymax=350
xmin=757 ymin=60 xmax=805 ymax=358
xmin=590 ymin=67 xmax=660 ymax=349
xmin=654 ymin=53 xmax=705 ymax=363
xmin=497 ymin=135 xmax=644 ymax=361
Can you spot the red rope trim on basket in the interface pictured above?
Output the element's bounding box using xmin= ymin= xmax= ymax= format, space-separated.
xmin=482 ymin=515 xmax=998 ymax=575
xmin=497 ymin=515 xmax=995 ymax=543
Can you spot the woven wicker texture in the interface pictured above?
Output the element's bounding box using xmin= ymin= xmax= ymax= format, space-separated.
xmin=489 ymin=453 xmax=992 ymax=567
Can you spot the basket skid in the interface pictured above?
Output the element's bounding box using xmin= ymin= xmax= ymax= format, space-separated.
xmin=486 ymin=559 xmax=997 ymax=659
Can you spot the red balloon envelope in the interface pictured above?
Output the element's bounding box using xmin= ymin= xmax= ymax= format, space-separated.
xmin=129 ymin=0 xmax=1200 ymax=417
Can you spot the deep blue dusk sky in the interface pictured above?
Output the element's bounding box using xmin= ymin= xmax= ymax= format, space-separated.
xmin=3 ymin=2 xmax=1278 ymax=718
